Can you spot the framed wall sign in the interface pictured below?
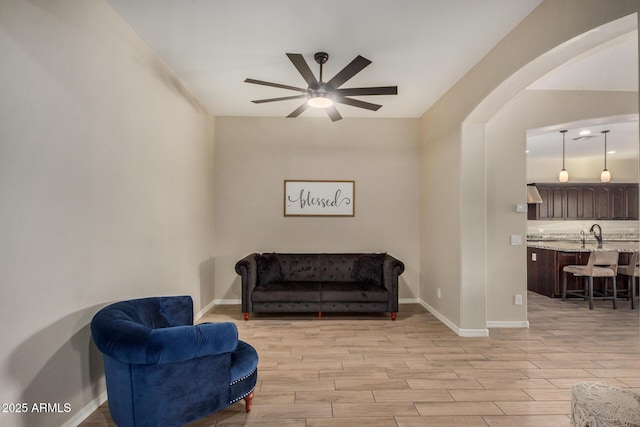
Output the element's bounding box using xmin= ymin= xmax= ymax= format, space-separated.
xmin=284 ymin=180 xmax=355 ymax=217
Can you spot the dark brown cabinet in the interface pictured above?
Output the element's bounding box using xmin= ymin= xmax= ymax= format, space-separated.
xmin=528 ymin=183 xmax=638 ymax=220
xmin=527 ymin=247 xmax=590 ymax=298
xmin=527 ymin=247 xmax=632 ymax=298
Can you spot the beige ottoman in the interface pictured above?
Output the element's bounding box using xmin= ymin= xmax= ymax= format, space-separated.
xmin=572 ymin=382 xmax=640 ymax=427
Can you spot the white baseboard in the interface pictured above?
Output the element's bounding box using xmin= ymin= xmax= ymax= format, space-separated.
xmin=61 ymin=390 xmax=108 ymax=427
xmin=487 ymin=320 xmax=530 ymax=328
xmin=195 ymin=298 xmax=219 ymax=320
xmin=213 ymin=298 xmax=242 ymax=305
xmin=418 ymin=299 xmax=489 ymax=337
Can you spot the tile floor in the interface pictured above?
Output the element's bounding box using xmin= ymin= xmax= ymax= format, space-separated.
xmin=80 ymin=291 xmax=640 ymax=426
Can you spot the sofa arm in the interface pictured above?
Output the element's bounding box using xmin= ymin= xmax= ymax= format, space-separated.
xmin=236 ymin=253 xmax=259 ymax=314
xmin=383 ymin=254 xmax=404 ymax=313
xmin=384 ymin=254 xmax=405 ymax=279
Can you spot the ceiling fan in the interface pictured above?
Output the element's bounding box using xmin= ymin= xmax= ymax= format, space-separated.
xmin=244 ymin=52 xmax=397 ymax=122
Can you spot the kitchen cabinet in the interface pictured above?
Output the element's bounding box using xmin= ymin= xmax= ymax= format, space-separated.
xmin=528 ymin=183 xmax=638 ymax=220
xmin=527 ymin=246 xmax=632 ymax=298
xmin=527 ymin=247 xmax=589 ymax=297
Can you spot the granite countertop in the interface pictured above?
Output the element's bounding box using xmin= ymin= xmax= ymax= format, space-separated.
xmin=527 ymin=240 xmax=639 ymax=252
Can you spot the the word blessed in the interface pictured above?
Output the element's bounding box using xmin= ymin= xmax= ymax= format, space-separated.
xmin=287 ymin=188 xmax=351 ymax=210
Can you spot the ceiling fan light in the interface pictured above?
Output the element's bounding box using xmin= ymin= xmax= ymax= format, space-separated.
xmin=307 ymin=93 xmax=333 ymax=108
xmin=601 ymin=169 xmax=611 ymax=183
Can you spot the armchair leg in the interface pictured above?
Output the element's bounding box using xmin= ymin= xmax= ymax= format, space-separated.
xmin=243 ymin=312 xmax=249 ymax=321
xmin=244 ymin=392 xmax=254 ymax=412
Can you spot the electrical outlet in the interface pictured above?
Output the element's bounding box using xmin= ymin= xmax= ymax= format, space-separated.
xmin=437 ymin=288 xmax=441 ymax=299
xmin=514 ymin=294 xmax=523 ymax=305
xmin=532 ymin=252 xmax=537 ymax=261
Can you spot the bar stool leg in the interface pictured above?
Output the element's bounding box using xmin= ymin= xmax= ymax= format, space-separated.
xmin=612 ymin=277 xmax=617 ymax=309
xmin=588 ymin=277 xmax=594 ymax=310
xmin=562 ymin=271 xmax=567 ymax=301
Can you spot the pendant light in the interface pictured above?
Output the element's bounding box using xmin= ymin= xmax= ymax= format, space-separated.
xmin=600 ymin=130 xmax=611 ymax=183
xmin=558 ymin=130 xmax=569 ymax=182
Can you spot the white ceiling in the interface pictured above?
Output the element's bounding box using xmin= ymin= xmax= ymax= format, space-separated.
xmin=106 ymin=0 xmax=542 ymax=118
xmin=526 ymin=30 xmax=638 ymax=160
xmin=106 ymin=0 xmax=638 ymax=157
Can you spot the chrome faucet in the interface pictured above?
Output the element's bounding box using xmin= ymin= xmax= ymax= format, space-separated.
xmin=580 ymin=229 xmax=586 ymax=247
xmin=590 ymin=223 xmax=603 ymax=248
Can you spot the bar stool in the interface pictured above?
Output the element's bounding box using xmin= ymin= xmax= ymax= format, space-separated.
xmin=617 ymin=251 xmax=638 ymax=309
xmin=562 ymin=250 xmax=619 ymax=310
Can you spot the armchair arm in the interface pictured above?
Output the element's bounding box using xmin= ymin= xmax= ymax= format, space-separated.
xmin=93 ymin=321 xmax=239 ymax=365
xmin=236 ymin=253 xmax=259 ymax=314
xmin=148 ymin=322 xmax=239 ymax=364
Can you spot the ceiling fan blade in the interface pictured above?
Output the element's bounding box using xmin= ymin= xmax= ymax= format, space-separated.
xmin=251 ymin=94 xmax=307 ymax=104
xmin=287 ymin=102 xmax=309 ymax=118
xmin=325 ymin=105 xmax=342 ymax=122
xmin=244 ymin=78 xmax=307 ymax=93
xmin=286 ymin=53 xmax=319 ymax=88
xmin=334 ymin=96 xmax=382 ymax=111
xmin=327 ymin=55 xmax=372 ymax=89
xmin=335 ymin=86 xmax=397 ymax=96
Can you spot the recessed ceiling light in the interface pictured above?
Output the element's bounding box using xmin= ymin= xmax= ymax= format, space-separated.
xmin=607 ymin=150 xmax=616 ymax=154
xmin=579 ymin=130 xmax=591 ymax=136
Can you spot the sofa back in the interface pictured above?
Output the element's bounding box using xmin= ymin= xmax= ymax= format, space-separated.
xmin=278 ymin=253 xmax=359 ymax=282
xmin=256 ymin=253 xmax=386 ymax=285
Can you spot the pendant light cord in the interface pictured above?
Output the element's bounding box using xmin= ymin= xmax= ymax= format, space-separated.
xmin=603 ymin=130 xmax=608 ymax=169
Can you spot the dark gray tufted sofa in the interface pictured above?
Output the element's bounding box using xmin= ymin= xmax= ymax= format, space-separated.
xmin=235 ymin=253 xmax=404 ymax=320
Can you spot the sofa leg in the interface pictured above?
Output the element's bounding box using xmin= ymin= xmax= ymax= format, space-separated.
xmin=243 ymin=312 xmax=249 ymax=321
xmin=318 ymin=311 xmax=322 ymax=319
xmin=391 ymin=312 xmax=397 ymax=321
xmin=244 ymin=392 xmax=254 ymax=412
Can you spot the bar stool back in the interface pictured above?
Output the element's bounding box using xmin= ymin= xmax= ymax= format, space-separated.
xmin=617 ymin=251 xmax=638 ymax=309
xmin=562 ymin=250 xmax=619 ymax=310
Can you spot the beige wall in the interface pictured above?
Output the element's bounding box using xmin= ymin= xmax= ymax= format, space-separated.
xmin=419 ymin=122 xmax=462 ymax=329
xmin=486 ymin=90 xmax=638 ymax=324
xmin=0 ymin=1 xmax=215 ymax=426
xmin=419 ymin=0 xmax=639 ymax=334
xmin=213 ymin=117 xmax=420 ymax=303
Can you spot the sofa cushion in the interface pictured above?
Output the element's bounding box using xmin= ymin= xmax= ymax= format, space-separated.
xmin=252 ymin=282 xmax=321 ymax=302
xmin=354 ymin=253 xmax=386 ymax=286
xmin=321 ymin=282 xmax=389 ymax=302
xmin=256 ymin=253 xmax=284 ymax=285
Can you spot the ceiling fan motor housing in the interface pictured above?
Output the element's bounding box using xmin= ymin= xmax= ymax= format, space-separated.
xmin=314 ymin=52 xmax=329 ymax=65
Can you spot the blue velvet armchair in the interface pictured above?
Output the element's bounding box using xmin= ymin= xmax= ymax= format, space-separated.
xmin=91 ymin=296 xmax=258 ymax=427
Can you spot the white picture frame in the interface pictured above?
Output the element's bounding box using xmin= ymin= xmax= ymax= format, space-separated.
xmin=284 ymin=180 xmax=355 ymax=217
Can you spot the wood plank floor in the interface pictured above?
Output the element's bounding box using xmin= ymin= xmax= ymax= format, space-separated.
xmin=80 ymin=291 xmax=640 ymax=426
